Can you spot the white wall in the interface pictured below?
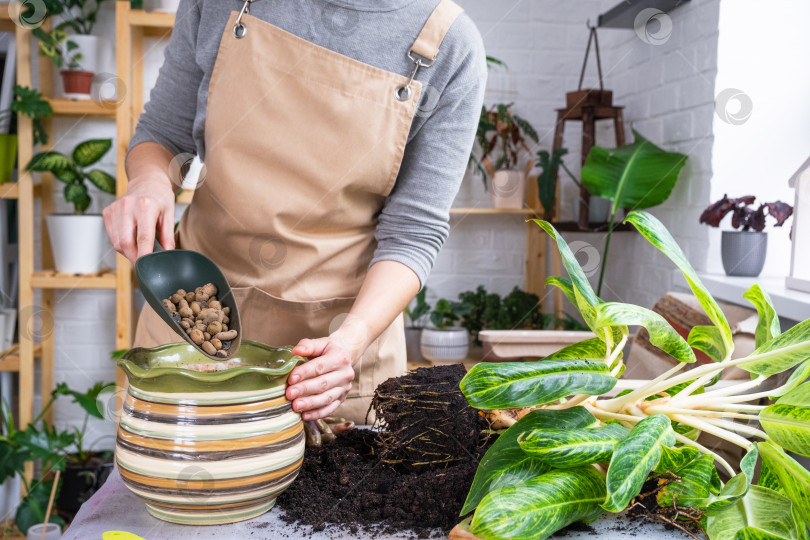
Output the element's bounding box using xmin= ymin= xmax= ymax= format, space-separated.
xmin=707 ymin=0 xmax=810 ymax=277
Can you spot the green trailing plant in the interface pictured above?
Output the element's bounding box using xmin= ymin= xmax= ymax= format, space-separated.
xmin=0 ymin=85 xmax=54 ymax=146
xmin=405 ymin=287 xmax=431 ymax=329
xmin=581 ymin=130 xmax=687 ymax=296
xmin=458 ymin=210 xmax=810 ymax=540
xmin=0 ymin=381 xmax=114 ymax=533
xmin=472 ymin=103 xmax=539 ymax=190
xmin=26 ymin=138 xmax=116 ymax=214
xmin=430 ymin=298 xmax=467 ymax=330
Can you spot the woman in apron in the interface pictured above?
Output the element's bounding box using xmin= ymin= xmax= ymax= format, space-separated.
xmin=103 ymin=0 xmax=487 ymax=424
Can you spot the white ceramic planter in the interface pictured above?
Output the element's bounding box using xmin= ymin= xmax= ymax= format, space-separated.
xmin=480 ymin=330 xmax=595 ymax=361
xmin=46 ymin=214 xmax=111 ymax=274
xmin=572 ymin=195 xmax=612 ymax=224
xmin=66 ymin=34 xmax=101 ymax=72
xmin=146 ymin=0 xmax=181 ymax=12
xmin=490 ymin=170 xmax=527 ymax=209
xmin=420 ymin=327 xmax=469 ymax=364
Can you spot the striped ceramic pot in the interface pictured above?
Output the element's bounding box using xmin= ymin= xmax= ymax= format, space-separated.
xmin=115 ymin=340 xmax=305 ymax=525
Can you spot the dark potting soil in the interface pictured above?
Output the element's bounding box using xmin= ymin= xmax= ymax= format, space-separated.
xmin=276 ymin=364 xmax=492 ymax=537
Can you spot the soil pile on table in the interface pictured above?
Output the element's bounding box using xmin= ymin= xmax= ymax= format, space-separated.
xmin=276 ymin=364 xmax=492 ymax=536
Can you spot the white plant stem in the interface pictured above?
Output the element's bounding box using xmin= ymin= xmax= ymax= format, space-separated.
xmin=644 ymin=406 xmax=760 ymax=422
xmin=670 ymin=413 xmax=753 ymax=451
xmin=548 ymin=394 xmax=593 ymax=410
xmin=712 ymin=403 xmax=766 ymax=412
xmin=600 ymin=363 xmax=686 ymax=412
xmin=698 ymin=389 xmax=774 ymax=406
xmin=700 ymin=417 xmax=768 ymax=440
xmin=672 ymin=431 xmax=736 ymax=477
xmin=672 ymin=376 xmax=767 ymax=408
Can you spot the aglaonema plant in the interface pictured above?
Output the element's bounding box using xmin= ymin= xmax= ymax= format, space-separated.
xmin=458 ymin=210 xmax=810 ymax=540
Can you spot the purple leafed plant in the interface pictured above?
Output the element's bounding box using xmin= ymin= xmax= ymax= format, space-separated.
xmin=699 ymin=195 xmax=793 ymax=232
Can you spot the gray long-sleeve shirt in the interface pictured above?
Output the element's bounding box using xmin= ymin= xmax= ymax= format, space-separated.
xmin=130 ymin=0 xmax=487 ymax=286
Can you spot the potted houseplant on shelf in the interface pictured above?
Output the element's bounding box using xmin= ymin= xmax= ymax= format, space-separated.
xmin=535 ymin=147 xmax=612 ymax=224
xmin=33 ymin=0 xmax=110 ymax=97
xmin=0 ymin=381 xmax=115 ymax=533
xmin=457 ymin=285 xmax=591 ymax=361
xmin=581 ymin=129 xmax=688 ymax=296
xmin=404 ymin=287 xmax=431 ymax=364
xmin=0 ymin=85 xmax=53 ymax=184
xmin=453 ymin=211 xmax=810 ymax=540
xmin=475 ymin=103 xmax=539 ymax=209
xmin=420 ymin=298 xmax=470 ymax=364
xmin=700 ymin=195 xmax=793 ymax=278
xmin=26 ymin=138 xmax=116 ymax=274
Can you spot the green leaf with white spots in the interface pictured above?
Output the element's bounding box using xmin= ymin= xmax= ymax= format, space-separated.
xmin=593 ymin=302 xmax=695 ymax=363
xmin=733 ymin=528 xmax=794 ymax=540
xmin=744 ymin=284 xmax=782 ymax=348
xmin=708 ymin=446 xmax=759 ymax=511
xmin=689 ymin=325 xmax=728 ymax=362
xmin=602 ymin=414 xmax=675 ymax=512
xmin=760 ymin=382 xmax=810 ymax=457
xmin=519 ymin=423 xmax=630 ymax=469
xmin=624 ymin=210 xmax=733 ymax=359
xmin=739 ymin=319 xmax=810 ymax=377
xmin=86 ymin=169 xmax=117 ymax=194
xmin=470 ymin=467 xmax=607 ymax=540
xmin=771 ymin=361 xmax=810 ymax=399
xmin=72 ymin=138 xmax=111 ymax=167
xmin=460 ymin=360 xmax=617 ymax=410
xmin=759 ymin=442 xmax=810 ymax=528
xmin=707 ymin=485 xmax=800 ymax=540
xmin=544 ymin=338 xmax=606 ymax=361
xmin=654 ymin=444 xmax=700 ymax=474
xmin=461 ymin=407 xmax=596 ymax=515
xmin=26 ymin=151 xmax=71 ymax=172
xmin=657 ymin=454 xmax=715 ymax=508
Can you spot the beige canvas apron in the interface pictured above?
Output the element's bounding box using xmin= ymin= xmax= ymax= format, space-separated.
xmin=133 ymin=0 xmax=464 ymax=423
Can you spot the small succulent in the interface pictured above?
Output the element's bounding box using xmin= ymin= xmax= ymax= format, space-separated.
xmin=700 ymin=195 xmax=793 ymax=232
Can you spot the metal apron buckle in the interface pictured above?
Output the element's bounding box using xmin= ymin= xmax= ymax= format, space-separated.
xmin=233 ymin=0 xmax=258 ymax=39
xmin=395 ymin=50 xmax=435 ymax=102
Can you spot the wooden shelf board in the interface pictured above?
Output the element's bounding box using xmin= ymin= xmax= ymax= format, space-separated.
xmin=48 ymin=97 xmax=117 ymax=117
xmin=176 ymin=189 xmax=194 ymax=204
xmin=0 ymin=344 xmax=43 ymax=373
xmin=0 ymin=183 xmax=18 ymax=199
xmin=129 ymin=9 xmax=175 ymax=29
xmin=32 ymin=269 xmax=117 ymax=289
xmin=450 ymin=207 xmax=538 ymax=215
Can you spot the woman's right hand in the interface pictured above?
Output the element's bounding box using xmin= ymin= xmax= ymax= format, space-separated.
xmin=103 ymin=176 xmax=176 ymax=265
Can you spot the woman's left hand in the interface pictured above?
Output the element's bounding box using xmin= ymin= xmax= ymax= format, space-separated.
xmin=287 ymin=336 xmax=357 ymax=421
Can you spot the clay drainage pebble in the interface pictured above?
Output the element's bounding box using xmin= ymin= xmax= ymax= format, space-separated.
xmin=161 ymin=282 xmax=237 ymax=357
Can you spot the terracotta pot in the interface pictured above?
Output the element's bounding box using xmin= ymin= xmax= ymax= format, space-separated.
xmin=490 ymin=170 xmax=527 ymax=209
xmin=116 ymin=341 xmax=305 ymax=525
xmin=61 ymin=70 xmax=94 ymax=96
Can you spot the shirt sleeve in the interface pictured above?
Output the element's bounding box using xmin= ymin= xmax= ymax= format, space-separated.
xmin=370 ymin=21 xmax=488 ymax=287
xmin=129 ymin=0 xmax=203 ymax=157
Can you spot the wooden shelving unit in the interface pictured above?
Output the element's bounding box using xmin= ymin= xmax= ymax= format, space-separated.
xmin=1 ymin=3 xmax=177 ymax=486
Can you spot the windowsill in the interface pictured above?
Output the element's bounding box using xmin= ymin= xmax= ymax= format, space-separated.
xmin=672 ymin=271 xmax=810 ymax=323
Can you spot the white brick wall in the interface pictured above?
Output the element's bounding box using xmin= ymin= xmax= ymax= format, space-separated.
xmin=40 ymin=2 xmax=724 ymax=438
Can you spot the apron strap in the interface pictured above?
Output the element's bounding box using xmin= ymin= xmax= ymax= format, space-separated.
xmin=409 ymin=0 xmax=464 ymax=63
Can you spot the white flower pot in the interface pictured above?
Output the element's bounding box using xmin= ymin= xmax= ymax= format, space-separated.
xmin=572 ymin=195 xmax=612 ymax=224
xmin=490 ymin=170 xmax=527 ymax=209
xmin=146 ymin=0 xmax=181 ymax=12
xmin=46 ymin=214 xmax=111 ymax=274
xmin=62 ymin=34 xmax=107 ymax=98
xmin=420 ymin=327 xmax=469 ymax=364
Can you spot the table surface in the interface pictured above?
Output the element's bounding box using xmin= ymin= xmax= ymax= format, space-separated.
xmin=63 ymin=468 xmax=690 ymax=540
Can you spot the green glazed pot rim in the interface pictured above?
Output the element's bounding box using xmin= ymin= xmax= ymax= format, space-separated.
xmin=118 ymin=340 xmax=305 ymax=383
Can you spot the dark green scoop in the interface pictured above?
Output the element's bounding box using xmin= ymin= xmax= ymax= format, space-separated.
xmin=135 ymin=250 xmax=242 ymax=360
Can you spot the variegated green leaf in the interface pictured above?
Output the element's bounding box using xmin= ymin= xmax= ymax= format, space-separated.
xmin=533 ymin=220 xmax=599 ymax=306
xmin=707 ymin=485 xmax=800 ymax=540
xmin=760 ymin=382 xmax=810 ymax=457
xmin=733 ymin=527 xmax=793 ymax=540
xmin=654 ymin=444 xmax=700 ymax=474
xmin=53 ymin=168 xmax=80 ymax=184
xmin=85 ymin=169 xmax=117 ymax=194
xmin=461 ymin=407 xmax=596 ymax=515
xmin=519 ymin=423 xmax=629 ymax=468
xmin=771 ymin=361 xmax=810 ymax=399
xmin=544 ymin=338 xmax=606 ymax=361
xmin=602 ymin=413 xmax=675 ymax=512
xmin=26 ymin=151 xmax=71 ymax=172
xmin=546 ymin=276 xmax=577 ymax=307
xmin=689 ymin=325 xmax=728 ymax=362
xmin=624 ymin=210 xmax=733 ymax=358
xmin=739 ymin=319 xmax=810 ymax=377
xmin=759 ymin=442 xmax=810 ymax=528
xmin=657 ymin=454 xmax=714 ymax=508
xmin=471 ymin=467 xmax=607 ymax=540
xmin=72 ymin=138 xmax=111 ymax=167
xmin=460 ymin=360 xmax=617 ymax=410
xmin=744 ymin=284 xmax=782 ymax=348
xmin=594 ymin=302 xmax=695 ymax=363
xmin=708 ymin=446 xmax=759 ymax=511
